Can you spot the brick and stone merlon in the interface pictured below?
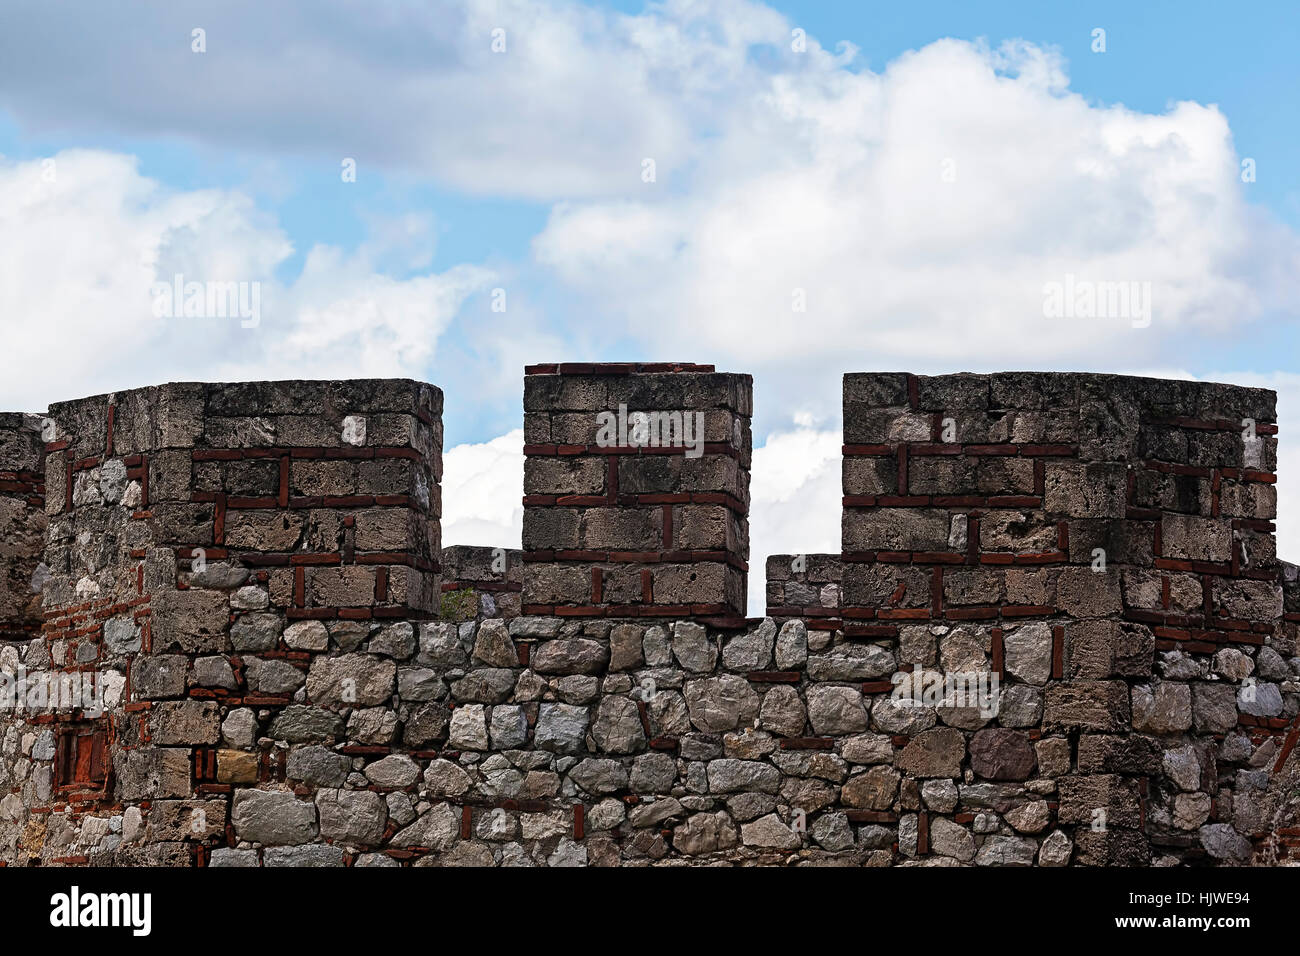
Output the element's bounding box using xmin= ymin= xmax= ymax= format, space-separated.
xmin=0 ymin=368 xmax=1296 ymax=869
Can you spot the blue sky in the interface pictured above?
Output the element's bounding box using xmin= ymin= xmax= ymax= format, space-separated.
xmin=1 ymin=0 xmax=1297 ymax=610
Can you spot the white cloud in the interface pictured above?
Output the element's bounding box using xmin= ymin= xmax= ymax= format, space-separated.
xmin=0 ymin=0 xmax=792 ymax=200
xmin=441 ymin=428 xmax=525 ymax=548
xmin=748 ymin=426 xmax=841 ymax=611
xmin=0 ymin=150 xmax=492 ymax=410
xmin=534 ymin=37 xmax=1300 ymax=373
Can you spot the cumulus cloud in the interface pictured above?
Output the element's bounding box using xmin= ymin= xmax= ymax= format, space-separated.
xmin=0 ymin=0 xmax=791 ymax=200
xmin=440 ymin=429 xmax=525 ymax=547
xmin=747 ymin=425 xmax=841 ymax=611
xmin=534 ymin=38 xmax=1300 ymax=386
xmin=0 ymin=150 xmax=492 ymax=410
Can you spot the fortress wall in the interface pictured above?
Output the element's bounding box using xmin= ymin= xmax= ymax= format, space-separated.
xmin=0 ymin=369 xmax=1295 ymax=868
xmin=839 ymin=372 xmax=1285 ymax=864
xmin=0 ymin=380 xmax=441 ymax=864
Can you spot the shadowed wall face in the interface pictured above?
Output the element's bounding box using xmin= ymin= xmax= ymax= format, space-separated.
xmin=0 ymin=413 xmax=46 ymax=642
xmin=521 ymin=363 xmax=752 ymax=621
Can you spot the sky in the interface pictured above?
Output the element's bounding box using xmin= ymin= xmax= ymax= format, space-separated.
xmin=1 ymin=0 xmax=1298 ymax=613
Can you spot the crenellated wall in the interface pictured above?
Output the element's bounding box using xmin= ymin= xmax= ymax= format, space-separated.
xmin=0 ymin=369 xmax=1296 ymax=868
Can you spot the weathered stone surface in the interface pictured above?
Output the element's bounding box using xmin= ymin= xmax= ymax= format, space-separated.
xmin=534 ymin=703 xmax=589 ymax=754
xmin=929 ymin=816 xmax=975 ymax=861
xmin=269 ymin=705 xmax=343 ymax=743
xmin=1044 ymin=681 xmax=1130 ymax=732
xmin=306 ymin=654 xmax=396 ymax=707
xmin=672 ymin=623 xmax=717 ymax=673
xmin=969 ymin=729 xmax=1037 ymax=781
xmin=807 ymin=642 xmax=894 ymax=681
xmin=759 ymin=684 xmax=807 ymax=737
xmin=232 ymin=790 xmax=318 ymax=846
xmin=448 ymin=704 xmax=490 ymax=750
xmin=1192 ymin=683 xmax=1238 ymax=733
xmin=1131 ymin=682 xmax=1192 ymax=734
xmin=1038 ymin=830 xmax=1073 ymax=866
xmin=423 ymin=758 xmax=473 ymax=798
xmin=287 ymin=745 xmax=349 ymax=787
xmin=807 ymin=685 xmax=868 ymax=735
xmin=609 ymin=624 xmax=644 ymax=671
xmin=1199 ymin=823 xmax=1252 ymax=863
xmin=1005 ymin=800 xmax=1051 ymax=834
xmin=722 ymin=619 xmax=775 ymax=671
xmin=841 ymin=766 xmax=899 ymax=810
xmin=392 ymin=803 xmax=460 ymax=850
xmin=1003 ymin=623 xmax=1053 ymax=685
xmin=369 ymin=622 xmax=417 ymax=659
xmin=246 ymin=657 xmax=306 ymax=696
xmin=672 ymin=811 xmax=738 ymax=855
xmin=532 ymin=638 xmax=609 ymax=675
xmin=565 ymin=757 xmax=624 ymax=795
xmin=741 ymin=812 xmax=800 ymax=849
xmin=775 ymin=620 xmax=808 ymax=669
xmin=872 ymin=696 xmax=937 ymax=734
xmin=283 ymin=621 xmax=329 ymax=651
xmin=974 ymin=835 xmax=1037 ymax=866
xmin=134 ymin=655 xmax=188 ymax=698
xmin=489 ymin=704 xmax=529 ymax=749
xmin=152 ymin=700 xmax=221 ymax=746
xmin=592 ymin=696 xmax=647 ymax=754
xmin=472 ymin=619 xmax=519 ymax=667
xmin=707 ymin=758 xmax=781 ymax=794
xmin=364 ymin=754 xmax=421 ymax=788
xmin=684 ymin=675 xmax=759 ymax=733
xmin=896 ymin=728 xmax=965 ymax=778
xmin=317 ymin=788 xmax=387 ymax=845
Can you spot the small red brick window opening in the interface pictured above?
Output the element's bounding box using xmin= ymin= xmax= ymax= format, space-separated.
xmin=54 ymin=725 xmax=110 ymax=795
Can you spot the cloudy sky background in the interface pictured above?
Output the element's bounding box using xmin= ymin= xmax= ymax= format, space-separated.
xmin=2 ymin=0 xmax=1298 ymax=612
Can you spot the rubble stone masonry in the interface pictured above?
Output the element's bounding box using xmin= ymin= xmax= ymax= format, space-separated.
xmin=0 ymin=369 xmax=1297 ymax=867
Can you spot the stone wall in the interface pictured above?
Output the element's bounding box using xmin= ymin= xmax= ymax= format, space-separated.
xmin=0 ymin=413 xmax=46 ymax=642
xmin=840 ymin=373 xmax=1286 ymax=865
xmin=0 ymin=369 xmax=1296 ymax=868
xmin=1 ymin=380 xmax=441 ymax=864
xmin=440 ymin=545 xmax=523 ymax=622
